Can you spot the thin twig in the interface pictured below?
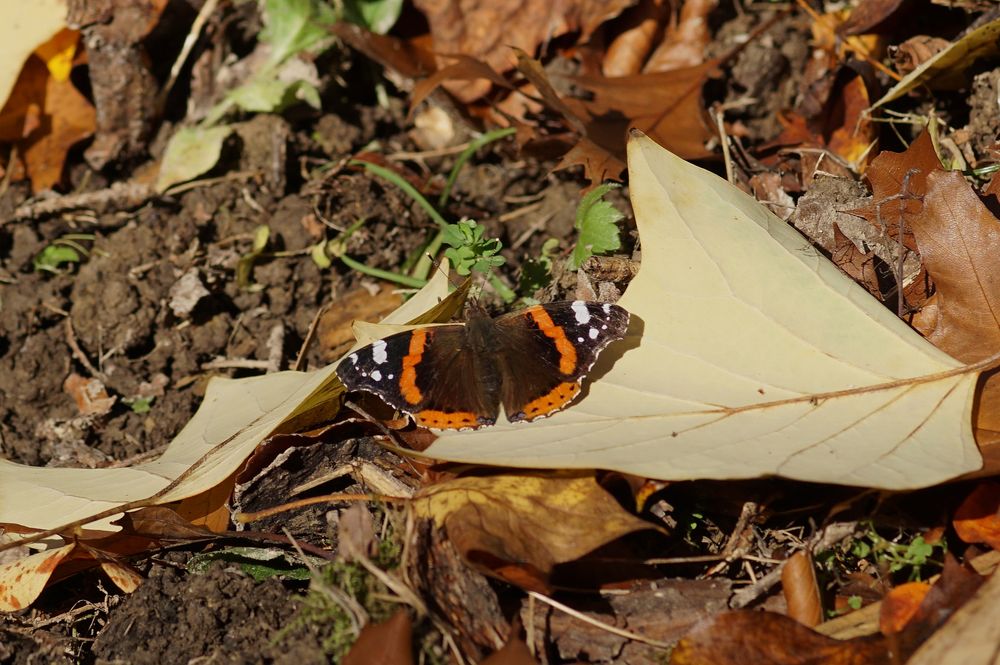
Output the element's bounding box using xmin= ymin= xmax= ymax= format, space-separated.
xmin=157 ymin=0 xmax=221 ymax=112
xmin=527 ymin=591 xmax=673 ymax=649
xmin=294 ymin=304 xmax=327 ymax=371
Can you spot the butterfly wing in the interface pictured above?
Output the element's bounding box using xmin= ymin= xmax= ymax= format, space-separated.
xmin=493 ymin=302 xmax=630 ymax=422
xmin=336 ymin=325 xmax=501 ymax=429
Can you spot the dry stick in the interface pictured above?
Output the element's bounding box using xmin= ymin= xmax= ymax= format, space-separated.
xmin=156 ymin=0 xmax=221 ymax=112
xmin=64 ymin=318 xmax=108 ymax=383
xmin=293 ymin=304 xmax=327 ymax=371
xmin=874 ymin=167 xmax=921 ymax=318
xmin=527 ymin=591 xmax=673 ymax=650
xmin=234 ymin=492 xmax=407 ymax=524
xmin=713 ymin=107 xmax=735 ymax=185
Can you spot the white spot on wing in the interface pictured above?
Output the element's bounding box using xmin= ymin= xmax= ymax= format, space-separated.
xmin=602 ymin=303 xmax=611 ymax=314
xmin=372 ymin=339 xmax=388 ymax=364
xmin=371 ymin=370 xmax=382 ymax=381
xmin=571 ymin=301 xmax=591 ymax=324
xmin=588 ymin=328 xmax=599 ymax=340
xmin=349 ymin=353 xmax=359 ymax=365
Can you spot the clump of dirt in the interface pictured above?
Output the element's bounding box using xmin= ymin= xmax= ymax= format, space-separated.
xmin=92 ymin=563 xmax=325 ymax=664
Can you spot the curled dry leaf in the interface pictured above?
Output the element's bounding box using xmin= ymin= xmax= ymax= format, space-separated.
xmin=602 ymin=0 xmax=670 ymax=77
xmin=0 ymin=544 xmax=76 ymax=611
xmin=872 ymin=17 xmax=1000 ymax=109
xmin=782 ymin=551 xmax=823 ymax=627
xmin=953 ymin=482 xmax=1000 ymax=551
xmin=425 ymin=132 xmax=982 ymax=489
xmin=411 ymin=472 xmax=656 ymax=592
xmin=643 ymin=0 xmax=717 ymax=73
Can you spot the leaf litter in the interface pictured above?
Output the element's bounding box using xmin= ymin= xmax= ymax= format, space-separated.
xmin=4 ymin=0 xmax=1000 ymax=662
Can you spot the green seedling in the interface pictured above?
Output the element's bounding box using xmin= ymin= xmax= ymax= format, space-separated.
xmin=442 ymin=219 xmax=504 ymax=276
xmin=571 ymin=182 xmax=624 ymax=270
xmin=236 ymin=225 xmax=272 ymax=291
xmin=346 ymin=152 xmax=517 ymax=302
xmin=123 ymin=396 xmax=155 ymax=414
xmin=342 ymin=0 xmax=403 ymax=34
xmin=33 ymin=234 xmax=95 ymax=274
xmin=518 ymin=237 xmax=559 ymax=300
xmin=819 ymin=522 xmax=946 ymax=583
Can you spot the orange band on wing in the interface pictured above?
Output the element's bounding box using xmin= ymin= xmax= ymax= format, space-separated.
xmin=416 ymin=409 xmax=481 ymax=429
xmin=400 ymin=329 xmax=429 ymax=405
xmin=527 ymin=307 xmax=577 ymax=375
xmin=521 ymin=381 xmax=580 ymax=420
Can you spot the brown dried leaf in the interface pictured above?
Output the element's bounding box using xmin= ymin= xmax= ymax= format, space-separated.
xmin=879 ymin=582 xmax=930 ymax=634
xmin=553 ymin=136 xmax=626 ymax=186
xmin=831 ymin=223 xmax=885 ymax=300
xmin=782 ymin=551 xmax=823 ymax=627
xmin=670 ymin=611 xmax=889 ymax=664
xmin=602 ymin=0 xmax=669 ymax=77
xmin=910 ymin=170 xmax=1000 ymax=452
xmin=838 ymin=0 xmax=905 ymax=35
xmin=644 ymin=0 xmax=717 ymax=73
xmin=329 ymin=22 xmax=437 ymax=80
xmin=890 ymin=35 xmax=950 ymax=77
xmin=575 ymin=62 xmax=717 ymax=160
xmin=413 ymin=0 xmax=635 ymax=102
xmin=954 ymin=482 xmax=1000 ymax=551
xmin=63 ymin=373 xmax=116 ymax=417
xmin=409 ymin=53 xmax=511 ymax=114
xmin=411 ymin=472 xmax=656 ymax=592
xmin=113 ymin=506 xmax=216 ymax=541
xmin=851 ymin=129 xmax=944 ymax=252
xmin=481 ymin=633 xmax=539 ymax=665
xmin=343 ymin=609 xmax=414 ymax=665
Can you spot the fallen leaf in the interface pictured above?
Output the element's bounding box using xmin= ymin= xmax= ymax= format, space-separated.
xmin=782 ymin=551 xmax=823 ymax=627
xmin=575 ymin=62 xmax=717 ymax=161
xmin=481 ymin=632 xmax=539 ymax=665
xmin=156 ymin=125 xmax=233 ymax=192
xmin=953 ymin=482 xmax=1000 ymax=551
xmin=0 ymin=0 xmax=67 ymax=109
xmin=831 ymin=223 xmax=886 ymax=301
xmin=838 ymin=0 xmax=905 ymax=35
xmin=412 ymin=0 xmax=633 ymax=102
xmin=670 ymin=611 xmax=888 ymax=664
xmin=872 ymin=17 xmax=1000 ymax=109
xmin=63 ymin=373 xmax=116 ymax=417
xmin=411 ymin=472 xmax=656 ymax=591
xmin=909 ymin=170 xmax=1000 ymax=449
xmin=602 ymin=0 xmax=670 ymax=77
xmin=905 ymin=564 xmax=1000 ymax=665
xmin=890 ymin=35 xmax=950 ymax=77
xmin=643 ymin=0 xmax=717 ymax=73
xmin=343 ymin=609 xmax=414 ymax=665
xmin=424 ymin=132 xmax=982 ymax=489
xmin=0 ymin=543 xmax=76 ymax=611
xmin=879 ymin=582 xmax=930 ymax=634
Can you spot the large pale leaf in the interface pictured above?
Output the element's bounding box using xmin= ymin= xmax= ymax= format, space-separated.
xmin=0 ymin=266 xmax=455 ymax=532
xmin=422 ymin=133 xmax=982 ymax=489
xmin=0 ymin=0 xmax=66 ymax=109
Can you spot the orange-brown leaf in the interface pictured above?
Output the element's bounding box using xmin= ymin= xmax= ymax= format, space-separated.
xmin=838 ymin=0 xmax=905 ymax=35
xmin=413 ymin=0 xmax=634 ymax=102
xmin=782 ymin=551 xmax=823 ymax=627
xmin=879 ymin=582 xmax=930 ymax=635
xmin=343 ymin=609 xmax=414 ymax=665
xmin=953 ymin=482 xmax=1000 ymax=551
xmin=602 ymin=0 xmax=669 ymax=77
xmin=644 ymin=0 xmax=717 ymax=73
xmin=670 ymin=611 xmax=888 ymax=664
xmin=481 ymin=633 xmax=540 ymax=665
xmin=910 ymin=170 xmax=1000 ymax=447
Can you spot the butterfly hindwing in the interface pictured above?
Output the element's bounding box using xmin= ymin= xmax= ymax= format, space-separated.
xmin=493 ymin=302 xmax=630 ymax=421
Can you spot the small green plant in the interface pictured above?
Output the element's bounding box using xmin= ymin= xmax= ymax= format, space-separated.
xmin=123 ymin=396 xmax=155 ymax=414
xmin=818 ymin=523 xmax=947 ymax=583
xmin=236 ymin=225 xmax=272 ymax=291
xmin=33 ymin=234 xmax=95 ymax=273
xmin=442 ymin=219 xmax=504 ymax=276
xmin=188 ymin=546 xmax=312 ymax=581
xmin=571 ymin=183 xmax=624 ymax=269
xmin=518 ymin=237 xmax=559 ymax=298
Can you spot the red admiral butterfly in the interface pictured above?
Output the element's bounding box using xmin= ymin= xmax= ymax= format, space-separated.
xmin=336 ymin=301 xmax=630 ymax=429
